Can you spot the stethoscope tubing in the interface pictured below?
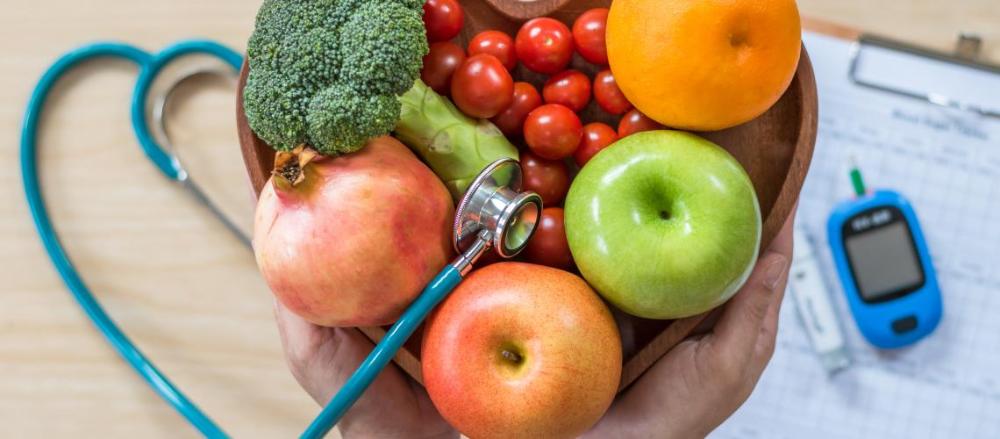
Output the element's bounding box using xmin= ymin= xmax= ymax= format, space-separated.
xmin=21 ymin=41 xmax=241 ymax=438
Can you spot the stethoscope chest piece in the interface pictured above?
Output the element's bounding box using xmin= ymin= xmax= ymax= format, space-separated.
xmin=454 ymin=158 xmax=543 ymax=260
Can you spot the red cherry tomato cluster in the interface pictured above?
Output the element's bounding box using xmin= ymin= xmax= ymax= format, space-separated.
xmin=420 ymin=3 xmax=666 ymax=270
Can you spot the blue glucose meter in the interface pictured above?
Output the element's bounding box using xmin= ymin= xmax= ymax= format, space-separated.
xmin=827 ymin=169 xmax=942 ymax=349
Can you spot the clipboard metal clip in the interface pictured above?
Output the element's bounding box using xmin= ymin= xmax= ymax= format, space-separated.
xmin=848 ymin=34 xmax=1000 ymax=119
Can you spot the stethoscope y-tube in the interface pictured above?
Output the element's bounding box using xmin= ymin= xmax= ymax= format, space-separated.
xmin=22 ymin=41 xmax=542 ymax=438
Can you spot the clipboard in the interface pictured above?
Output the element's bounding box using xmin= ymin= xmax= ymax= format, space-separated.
xmin=715 ymin=16 xmax=1000 ymax=439
xmin=803 ymin=17 xmax=1000 ymax=119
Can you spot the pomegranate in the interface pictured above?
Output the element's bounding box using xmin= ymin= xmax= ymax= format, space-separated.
xmin=253 ymin=136 xmax=454 ymax=327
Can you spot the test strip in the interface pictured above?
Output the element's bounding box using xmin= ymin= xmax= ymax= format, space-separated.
xmin=790 ymin=226 xmax=851 ymax=373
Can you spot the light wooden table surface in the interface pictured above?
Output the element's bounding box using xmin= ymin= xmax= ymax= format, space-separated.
xmin=1 ymin=1 xmax=996 ymax=437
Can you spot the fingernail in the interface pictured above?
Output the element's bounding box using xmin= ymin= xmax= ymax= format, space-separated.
xmin=763 ymin=255 xmax=789 ymax=290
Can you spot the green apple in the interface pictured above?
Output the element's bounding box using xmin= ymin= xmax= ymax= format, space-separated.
xmin=564 ymin=130 xmax=761 ymax=319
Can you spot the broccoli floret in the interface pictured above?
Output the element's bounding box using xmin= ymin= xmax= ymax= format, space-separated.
xmin=340 ymin=2 xmax=429 ymax=96
xmin=243 ymin=74 xmax=309 ymax=148
xmin=244 ymin=0 xmax=427 ymax=155
xmin=307 ymin=84 xmax=401 ymax=154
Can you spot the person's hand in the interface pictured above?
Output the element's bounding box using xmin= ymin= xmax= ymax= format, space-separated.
xmin=274 ymin=210 xmax=793 ymax=439
xmin=273 ymin=305 xmax=458 ymax=438
xmin=582 ymin=211 xmax=795 ymax=439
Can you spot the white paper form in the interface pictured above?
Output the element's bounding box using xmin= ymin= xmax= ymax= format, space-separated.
xmin=712 ymin=32 xmax=1000 ymax=438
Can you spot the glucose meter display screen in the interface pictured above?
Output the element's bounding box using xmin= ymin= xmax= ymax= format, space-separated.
xmin=845 ymin=221 xmax=925 ymax=302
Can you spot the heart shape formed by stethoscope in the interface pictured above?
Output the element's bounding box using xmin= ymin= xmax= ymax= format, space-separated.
xmin=21 ymin=40 xmax=245 ymax=436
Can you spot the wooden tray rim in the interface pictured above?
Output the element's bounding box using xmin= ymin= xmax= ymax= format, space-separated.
xmin=234 ymin=4 xmax=819 ymax=391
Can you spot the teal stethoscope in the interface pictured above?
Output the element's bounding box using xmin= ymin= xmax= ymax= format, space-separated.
xmin=21 ymin=41 xmax=542 ymax=438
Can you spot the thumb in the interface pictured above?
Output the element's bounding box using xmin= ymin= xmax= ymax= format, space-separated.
xmin=709 ymin=253 xmax=789 ymax=361
xmin=708 ymin=211 xmax=795 ymax=364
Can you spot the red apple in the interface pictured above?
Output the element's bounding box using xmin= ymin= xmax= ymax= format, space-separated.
xmin=422 ymin=262 xmax=621 ymax=439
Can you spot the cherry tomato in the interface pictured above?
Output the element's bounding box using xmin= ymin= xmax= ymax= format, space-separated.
xmin=451 ymin=54 xmax=514 ymax=119
xmin=515 ymin=18 xmax=574 ymax=74
xmin=490 ymin=82 xmax=542 ymax=137
xmin=542 ymin=70 xmax=591 ymax=112
xmin=574 ymin=122 xmax=619 ymax=167
xmin=421 ymin=42 xmax=466 ymax=96
xmin=523 ymin=104 xmax=583 ymax=160
xmin=593 ymin=70 xmax=631 ymax=115
xmin=520 ymin=150 xmax=571 ymax=206
xmin=468 ymin=30 xmax=517 ymax=71
xmin=618 ymin=109 xmax=664 ymax=138
xmin=423 ymin=0 xmax=464 ymax=43
xmin=572 ymin=8 xmax=609 ymax=65
xmin=523 ymin=207 xmax=574 ymax=270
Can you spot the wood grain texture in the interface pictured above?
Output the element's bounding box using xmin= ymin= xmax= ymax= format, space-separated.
xmin=237 ymin=0 xmax=818 ymax=391
xmin=3 ymin=0 xmax=998 ymax=437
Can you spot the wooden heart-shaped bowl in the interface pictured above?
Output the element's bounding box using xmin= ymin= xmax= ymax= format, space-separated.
xmin=236 ymin=0 xmax=817 ymax=391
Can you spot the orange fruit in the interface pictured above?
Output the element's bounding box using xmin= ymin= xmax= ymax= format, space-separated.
xmin=606 ymin=0 xmax=801 ymax=131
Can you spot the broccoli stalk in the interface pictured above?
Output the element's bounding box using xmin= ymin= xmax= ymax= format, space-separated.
xmin=243 ymin=0 xmax=427 ymax=156
xmin=395 ymin=80 xmax=519 ymax=199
